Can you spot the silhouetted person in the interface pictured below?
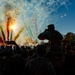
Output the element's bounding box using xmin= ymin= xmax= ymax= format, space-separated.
xmin=38 ymin=24 xmax=63 ymax=55
xmin=25 ymin=44 xmax=56 ymax=75
xmin=62 ymin=44 xmax=75 ymax=75
xmin=3 ymin=54 xmax=25 ymax=75
xmin=38 ymin=24 xmax=64 ymax=75
xmin=38 ymin=24 xmax=63 ymax=45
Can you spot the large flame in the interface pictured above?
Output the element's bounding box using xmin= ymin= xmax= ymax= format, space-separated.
xmin=5 ymin=3 xmax=18 ymax=41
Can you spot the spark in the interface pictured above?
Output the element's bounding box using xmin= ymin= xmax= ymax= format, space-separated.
xmin=13 ymin=27 xmax=24 ymax=41
xmin=64 ymin=14 xmax=66 ymax=16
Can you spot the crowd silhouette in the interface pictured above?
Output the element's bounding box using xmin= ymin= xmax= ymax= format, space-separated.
xmin=0 ymin=24 xmax=75 ymax=75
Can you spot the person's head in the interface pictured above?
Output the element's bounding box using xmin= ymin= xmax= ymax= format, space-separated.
xmin=37 ymin=44 xmax=46 ymax=57
xmin=47 ymin=24 xmax=55 ymax=31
